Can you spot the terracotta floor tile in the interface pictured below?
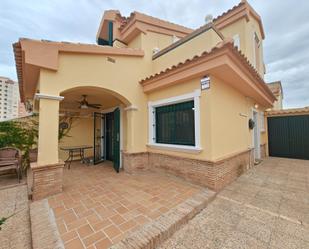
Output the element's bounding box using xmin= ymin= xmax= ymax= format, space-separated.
xmin=119 ymin=219 xmax=138 ymax=232
xmin=83 ymin=231 xmax=106 ymax=247
xmin=109 ymin=214 xmax=126 ymax=226
xmin=134 ymin=215 xmax=151 ymax=225
xmin=66 ymin=217 xmax=87 ymax=231
xmin=61 ymin=210 xmax=78 ymax=225
xmin=61 ymin=230 xmax=78 ymax=243
xmin=115 ymin=205 xmax=129 ymax=214
xmin=86 ymin=213 xmax=101 ymax=225
xmin=52 ymin=162 xmax=202 ymax=249
xmin=65 ymin=238 xmax=84 ymax=249
xmin=57 ymin=220 xmax=67 ymax=234
xmin=91 ymin=219 xmax=112 ymax=231
xmin=53 ymin=206 xmax=67 ymax=217
xmin=78 ymin=224 xmax=94 ymax=238
xmin=95 ymin=238 xmax=112 ymax=249
xmin=103 ymin=224 xmax=122 ymax=239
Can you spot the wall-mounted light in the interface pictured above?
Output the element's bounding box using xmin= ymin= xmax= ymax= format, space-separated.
xmin=254 ymin=103 xmax=259 ymax=109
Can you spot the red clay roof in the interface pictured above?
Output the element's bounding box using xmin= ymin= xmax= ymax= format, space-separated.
xmin=140 ymin=39 xmax=275 ymax=103
xmin=213 ymin=0 xmax=265 ymax=39
xmin=267 ymin=81 xmax=283 ymax=97
xmin=13 ymin=38 xmax=144 ymax=102
xmin=141 ymin=40 xmax=261 ymax=85
xmin=118 ymin=11 xmax=192 ymax=34
xmin=267 ymin=107 xmax=309 ymax=116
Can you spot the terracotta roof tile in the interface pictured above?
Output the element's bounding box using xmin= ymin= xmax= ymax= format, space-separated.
xmin=212 ymin=2 xmax=245 ymax=23
xmin=141 ymin=40 xmax=260 ymax=84
xmin=267 ymin=107 xmax=309 ymax=116
xmin=118 ymin=11 xmax=192 ymax=34
xmin=140 ymin=39 xmax=275 ymax=101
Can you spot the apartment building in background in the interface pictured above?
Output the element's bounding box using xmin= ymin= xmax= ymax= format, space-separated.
xmin=0 ymin=76 xmax=25 ymax=121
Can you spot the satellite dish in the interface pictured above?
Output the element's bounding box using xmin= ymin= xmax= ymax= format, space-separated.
xmin=205 ymin=14 xmax=213 ymax=24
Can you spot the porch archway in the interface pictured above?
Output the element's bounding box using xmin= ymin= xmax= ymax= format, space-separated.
xmin=58 ymin=86 xmax=132 ymax=172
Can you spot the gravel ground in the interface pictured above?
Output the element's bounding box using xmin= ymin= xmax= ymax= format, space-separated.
xmin=0 ymin=184 xmax=32 ymax=249
xmin=159 ymin=158 xmax=309 ymax=249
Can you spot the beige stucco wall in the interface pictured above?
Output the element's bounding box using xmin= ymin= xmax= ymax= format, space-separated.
xmin=219 ymin=16 xmax=265 ymax=77
xmin=147 ymin=78 xmax=212 ymax=160
xmin=58 ymin=117 xmax=94 ymax=161
xmin=36 ymin=21 xmax=270 ymax=166
xmin=272 ymin=94 xmax=283 ymax=110
xmin=152 ymin=29 xmax=222 ymax=74
xmin=209 ymin=76 xmax=267 ymax=160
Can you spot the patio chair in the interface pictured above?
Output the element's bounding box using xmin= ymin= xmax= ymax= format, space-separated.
xmin=0 ymin=147 xmax=21 ymax=182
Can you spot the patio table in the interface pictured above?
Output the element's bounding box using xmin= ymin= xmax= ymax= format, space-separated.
xmin=60 ymin=145 xmax=93 ymax=169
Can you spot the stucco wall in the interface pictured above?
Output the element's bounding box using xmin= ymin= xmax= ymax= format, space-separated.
xmin=39 ymin=52 xmax=149 ymax=154
xmin=58 ymin=117 xmax=94 ymax=161
xmin=152 ymin=28 xmax=222 ymax=74
xmin=210 ymin=76 xmax=268 ymax=160
xmin=146 ymin=78 xmax=212 ymax=161
xmin=219 ymin=17 xmax=264 ymax=77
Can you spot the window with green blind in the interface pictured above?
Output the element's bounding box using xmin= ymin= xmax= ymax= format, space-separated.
xmin=155 ymin=100 xmax=195 ymax=146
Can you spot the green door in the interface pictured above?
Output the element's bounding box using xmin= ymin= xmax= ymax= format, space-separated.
xmin=113 ymin=108 xmax=120 ymax=172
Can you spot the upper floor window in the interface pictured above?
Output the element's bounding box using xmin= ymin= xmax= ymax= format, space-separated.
xmin=233 ymin=34 xmax=240 ymax=50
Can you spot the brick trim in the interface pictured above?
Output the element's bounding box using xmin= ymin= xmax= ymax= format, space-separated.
xmin=31 ymin=161 xmax=64 ymax=201
xmin=123 ymin=149 xmax=254 ymax=191
xmin=110 ymin=189 xmax=216 ymax=249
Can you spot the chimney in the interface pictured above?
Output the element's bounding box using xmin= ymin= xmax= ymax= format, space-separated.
xmin=205 ymin=14 xmax=213 ymax=24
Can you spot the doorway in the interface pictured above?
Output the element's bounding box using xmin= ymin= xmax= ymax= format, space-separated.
xmin=252 ymin=110 xmax=261 ymax=160
xmin=93 ymin=108 xmax=121 ymax=172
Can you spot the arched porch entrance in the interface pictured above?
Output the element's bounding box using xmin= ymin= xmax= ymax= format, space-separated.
xmin=59 ymin=86 xmax=131 ymax=172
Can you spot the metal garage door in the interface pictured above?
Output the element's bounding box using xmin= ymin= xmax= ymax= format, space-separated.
xmin=268 ymin=115 xmax=309 ymax=160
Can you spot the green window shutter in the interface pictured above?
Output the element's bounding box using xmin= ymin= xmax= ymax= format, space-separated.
xmin=155 ymin=100 xmax=195 ymax=146
xmin=108 ymin=21 xmax=113 ymax=46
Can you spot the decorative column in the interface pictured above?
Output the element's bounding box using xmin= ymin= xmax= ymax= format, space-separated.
xmin=123 ymin=105 xmax=149 ymax=173
xmin=31 ymin=93 xmax=65 ymax=201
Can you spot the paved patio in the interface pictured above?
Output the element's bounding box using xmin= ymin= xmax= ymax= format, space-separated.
xmin=48 ymin=161 xmax=203 ymax=249
xmin=160 ymin=157 xmax=309 ymax=249
xmin=0 ymin=184 xmax=31 ymax=249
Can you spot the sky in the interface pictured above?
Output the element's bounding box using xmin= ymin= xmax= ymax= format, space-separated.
xmin=0 ymin=0 xmax=308 ymax=108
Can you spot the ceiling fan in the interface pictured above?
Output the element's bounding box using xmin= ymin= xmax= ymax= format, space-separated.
xmin=77 ymin=95 xmax=102 ymax=109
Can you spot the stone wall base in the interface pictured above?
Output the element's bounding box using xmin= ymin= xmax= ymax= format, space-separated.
xmin=260 ymin=144 xmax=267 ymax=158
xmin=123 ymin=149 xmax=254 ymax=191
xmin=31 ymin=161 xmax=64 ymax=201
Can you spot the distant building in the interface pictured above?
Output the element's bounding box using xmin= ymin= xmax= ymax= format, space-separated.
xmin=267 ymin=81 xmax=283 ymax=110
xmin=0 ymin=76 xmax=26 ymax=121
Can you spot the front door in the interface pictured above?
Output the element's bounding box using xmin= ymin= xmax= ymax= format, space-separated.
xmin=93 ymin=112 xmax=105 ymax=164
xmin=113 ymin=108 xmax=120 ymax=172
xmin=253 ymin=111 xmax=260 ymax=160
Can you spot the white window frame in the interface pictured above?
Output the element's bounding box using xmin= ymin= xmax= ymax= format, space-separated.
xmin=233 ymin=34 xmax=240 ymax=50
xmin=148 ymin=89 xmax=202 ymax=153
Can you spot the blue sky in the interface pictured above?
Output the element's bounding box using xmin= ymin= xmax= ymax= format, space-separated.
xmin=0 ymin=0 xmax=308 ymax=108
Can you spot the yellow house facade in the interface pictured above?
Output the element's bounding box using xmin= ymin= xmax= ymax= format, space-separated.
xmin=13 ymin=0 xmax=276 ymax=200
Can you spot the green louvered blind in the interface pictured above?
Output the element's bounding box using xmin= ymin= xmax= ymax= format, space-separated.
xmin=155 ymin=100 xmax=195 ymax=146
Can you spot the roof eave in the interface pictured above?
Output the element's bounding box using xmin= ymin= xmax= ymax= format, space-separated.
xmin=140 ymin=42 xmax=275 ymax=107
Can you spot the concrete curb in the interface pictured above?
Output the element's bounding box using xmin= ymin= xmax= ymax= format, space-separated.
xmin=30 ymin=199 xmax=64 ymax=249
xmin=110 ymin=189 xmax=216 ymax=249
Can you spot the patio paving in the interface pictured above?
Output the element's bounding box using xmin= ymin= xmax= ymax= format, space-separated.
xmin=48 ymin=161 xmax=203 ymax=249
xmin=0 ymin=184 xmax=31 ymax=249
xmin=159 ymin=157 xmax=309 ymax=249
